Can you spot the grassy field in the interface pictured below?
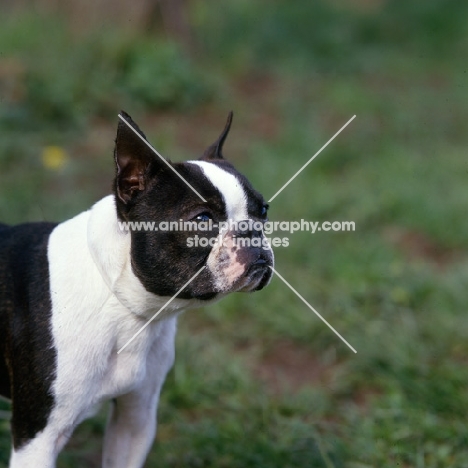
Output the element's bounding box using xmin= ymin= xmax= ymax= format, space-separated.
xmin=1 ymin=1 xmax=468 ymax=466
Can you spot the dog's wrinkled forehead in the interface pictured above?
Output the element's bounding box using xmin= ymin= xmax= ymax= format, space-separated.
xmin=187 ymin=161 xmax=248 ymax=220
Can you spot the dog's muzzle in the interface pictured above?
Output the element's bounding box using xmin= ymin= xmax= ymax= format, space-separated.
xmin=233 ymin=222 xmax=274 ymax=292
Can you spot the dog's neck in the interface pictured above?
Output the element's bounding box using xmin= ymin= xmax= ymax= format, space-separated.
xmin=86 ymin=195 xmax=200 ymax=319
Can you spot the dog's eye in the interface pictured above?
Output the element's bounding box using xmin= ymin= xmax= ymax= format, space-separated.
xmin=261 ymin=204 xmax=269 ymax=218
xmin=194 ymin=212 xmax=212 ymax=222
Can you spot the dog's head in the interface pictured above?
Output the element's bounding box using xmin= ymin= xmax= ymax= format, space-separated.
xmin=113 ymin=112 xmax=274 ymax=301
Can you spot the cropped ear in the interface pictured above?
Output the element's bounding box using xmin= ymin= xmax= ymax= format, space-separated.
xmin=202 ymin=111 xmax=233 ymax=160
xmin=114 ymin=111 xmax=156 ymax=204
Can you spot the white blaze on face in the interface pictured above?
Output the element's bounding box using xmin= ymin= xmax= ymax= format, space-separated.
xmin=188 ymin=161 xmax=248 ymax=222
xmin=187 ymin=161 xmax=251 ymax=292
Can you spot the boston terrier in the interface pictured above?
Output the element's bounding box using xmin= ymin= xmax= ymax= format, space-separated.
xmin=0 ymin=112 xmax=274 ymax=468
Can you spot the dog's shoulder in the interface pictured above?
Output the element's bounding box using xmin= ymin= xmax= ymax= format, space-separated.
xmin=0 ymin=221 xmax=58 ymax=294
xmin=0 ymin=221 xmax=57 ymax=251
xmin=0 ymin=222 xmax=58 ymax=309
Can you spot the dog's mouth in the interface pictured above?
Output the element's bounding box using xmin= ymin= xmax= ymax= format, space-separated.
xmin=186 ymin=261 xmax=271 ymax=299
xmin=236 ymin=256 xmax=273 ymax=292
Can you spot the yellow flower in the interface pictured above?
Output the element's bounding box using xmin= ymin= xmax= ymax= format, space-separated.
xmin=41 ymin=145 xmax=67 ymax=170
xmin=390 ymin=287 xmax=410 ymax=305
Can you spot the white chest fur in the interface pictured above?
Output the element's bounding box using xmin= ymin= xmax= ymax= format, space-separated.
xmin=46 ymin=196 xmax=187 ymax=427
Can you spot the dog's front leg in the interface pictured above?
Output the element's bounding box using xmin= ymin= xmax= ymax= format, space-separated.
xmin=8 ymin=394 xmax=74 ymax=468
xmin=102 ymin=388 xmax=161 ymax=468
xmin=8 ymin=428 xmax=64 ymax=468
xmin=9 ymin=443 xmax=56 ymax=468
xmin=103 ymin=318 xmax=176 ymax=468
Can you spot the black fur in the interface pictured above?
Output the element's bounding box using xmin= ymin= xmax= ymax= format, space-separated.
xmin=0 ymin=222 xmax=58 ymax=448
xmin=0 ymin=111 xmax=273 ymax=457
xmin=113 ymin=114 xmax=270 ymax=300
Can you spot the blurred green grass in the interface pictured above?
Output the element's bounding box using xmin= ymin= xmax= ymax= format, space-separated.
xmin=1 ymin=1 xmax=468 ymax=467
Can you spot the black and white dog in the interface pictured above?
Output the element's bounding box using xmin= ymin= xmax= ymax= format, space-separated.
xmin=0 ymin=112 xmax=273 ymax=467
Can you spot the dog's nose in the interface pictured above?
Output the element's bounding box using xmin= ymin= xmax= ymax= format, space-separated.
xmin=253 ymin=258 xmax=267 ymax=265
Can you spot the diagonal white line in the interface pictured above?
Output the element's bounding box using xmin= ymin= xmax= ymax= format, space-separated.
xmin=268 ymin=115 xmax=356 ymax=203
xmin=269 ymin=266 xmax=357 ymax=353
xmin=118 ymin=114 xmax=207 ymax=202
xmin=117 ymin=266 xmax=206 ymax=354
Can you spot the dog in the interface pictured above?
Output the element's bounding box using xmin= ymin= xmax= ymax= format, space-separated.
xmin=0 ymin=111 xmax=274 ymax=468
